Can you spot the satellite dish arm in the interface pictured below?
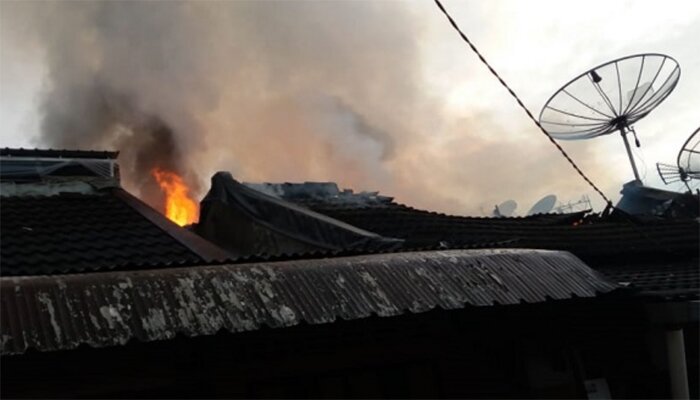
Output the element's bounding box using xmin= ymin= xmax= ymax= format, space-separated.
xmin=620 ymin=126 xmax=642 ymax=181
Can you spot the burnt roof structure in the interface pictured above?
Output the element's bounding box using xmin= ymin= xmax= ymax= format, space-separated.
xmin=0 ymin=149 xmax=230 ymax=276
xmin=2 ymin=148 xmax=696 ymax=361
xmin=0 ymin=149 xmax=630 ymax=357
xmin=195 ymin=172 xmax=404 ymax=257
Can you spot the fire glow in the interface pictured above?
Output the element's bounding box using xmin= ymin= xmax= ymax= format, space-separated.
xmin=151 ymin=167 xmax=198 ymax=227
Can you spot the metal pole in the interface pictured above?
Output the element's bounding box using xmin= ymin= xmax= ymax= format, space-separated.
xmin=666 ymin=328 xmax=689 ymax=399
xmin=620 ymin=128 xmax=641 ymax=181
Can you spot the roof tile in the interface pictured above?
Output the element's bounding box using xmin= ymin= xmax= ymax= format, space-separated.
xmin=1 ymin=190 xmax=206 ymax=276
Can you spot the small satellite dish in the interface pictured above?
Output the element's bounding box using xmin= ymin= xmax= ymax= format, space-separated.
xmin=657 ymin=126 xmax=700 ymax=190
xmin=527 ymin=195 xmax=557 ymax=216
xmin=539 ymin=54 xmax=681 ymax=182
xmin=493 ymin=200 xmax=517 ymax=217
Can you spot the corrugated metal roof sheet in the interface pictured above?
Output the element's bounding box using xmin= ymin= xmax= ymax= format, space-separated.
xmin=0 ymin=249 xmax=618 ymax=355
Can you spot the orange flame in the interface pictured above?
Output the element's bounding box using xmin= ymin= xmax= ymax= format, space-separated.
xmin=151 ymin=167 xmax=199 ymax=226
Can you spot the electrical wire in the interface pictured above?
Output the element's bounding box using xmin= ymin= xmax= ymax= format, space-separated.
xmin=433 ymin=0 xmax=611 ymax=206
xmin=433 ymin=0 xmax=687 ymax=257
xmin=631 ymin=141 xmax=648 ymax=181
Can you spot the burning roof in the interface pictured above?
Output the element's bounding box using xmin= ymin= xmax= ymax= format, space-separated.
xmin=0 ymin=148 xmax=229 ymax=276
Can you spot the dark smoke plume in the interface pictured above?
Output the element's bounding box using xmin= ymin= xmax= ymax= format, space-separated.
xmin=1 ymin=1 xmax=615 ymax=215
xmin=40 ymin=81 xmax=190 ymax=208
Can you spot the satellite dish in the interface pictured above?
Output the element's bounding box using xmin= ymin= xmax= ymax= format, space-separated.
xmin=539 ymin=54 xmax=681 ymax=182
xmin=527 ymin=195 xmax=557 ymax=216
xmin=657 ymin=126 xmax=700 ymax=190
xmin=493 ymin=200 xmax=517 ymax=217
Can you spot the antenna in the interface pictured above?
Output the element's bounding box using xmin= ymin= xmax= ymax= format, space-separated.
xmin=539 ymin=54 xmax=681 ymax=182
xmin=553 ymin=194 xmax=593 ymax=214
xmin=657 ymin=126 xmax=700 ymax=191
xmin=527 ymin=195 xmax=557 ymax=216
xmin=493 ymin=200 xmax=517 ymax=217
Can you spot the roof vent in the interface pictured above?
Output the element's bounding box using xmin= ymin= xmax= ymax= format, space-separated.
xmin=0 ymin=148 xmax=120 ymax=182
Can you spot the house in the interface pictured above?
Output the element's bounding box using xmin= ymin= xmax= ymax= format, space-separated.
xmin=1 ymin=148 xmax=697 ymax=398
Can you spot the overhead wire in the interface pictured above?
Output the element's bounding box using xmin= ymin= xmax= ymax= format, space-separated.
xmin=629 ymin=132 xmax=648 ymax=181
xmin=433 ymin=0 xmax=689 ymax=257
xmin=433 ymin=0 xmax=611 ymax=206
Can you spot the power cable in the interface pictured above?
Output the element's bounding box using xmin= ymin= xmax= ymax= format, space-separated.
xmin=629 ymin=137 xmax=648 ymax=181
xmin=433 ymin=0 xmax=611 ymax=205
xmin=433 ymin=0 xmax=688 ymax=257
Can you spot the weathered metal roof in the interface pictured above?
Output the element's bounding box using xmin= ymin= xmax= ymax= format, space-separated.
xmin=1 ymin=249 xmax=618 ymax=355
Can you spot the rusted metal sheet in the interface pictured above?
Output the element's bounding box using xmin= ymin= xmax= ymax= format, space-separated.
xmin=0 ymin=249 xmax=618 ymax=355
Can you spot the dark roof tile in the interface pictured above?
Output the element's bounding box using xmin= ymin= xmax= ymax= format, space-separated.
xmin=598 ymin=260 xmax=699 ymax=300
xmin=297 ymin=200 xmax=698 ymax=260
xmin=0 ymin=189 xmax=228 ymax=276
xmin=287 ymin=195 xmax=699 ymax=299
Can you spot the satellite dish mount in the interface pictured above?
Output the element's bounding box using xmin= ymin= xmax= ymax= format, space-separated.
xmin=615 ymin=119 xmax=641 ymax=181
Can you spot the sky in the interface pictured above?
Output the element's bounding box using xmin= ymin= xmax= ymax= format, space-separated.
xmin=1 ymin=0 xmax=699 ymax=216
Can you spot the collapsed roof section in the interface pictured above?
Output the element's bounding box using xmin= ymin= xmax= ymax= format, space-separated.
xmin=194 ymin=172 xmax=404 ymax=257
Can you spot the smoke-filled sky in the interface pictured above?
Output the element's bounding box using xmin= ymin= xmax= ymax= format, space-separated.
xmin=1 ymin=0 xmax=699 ymax=216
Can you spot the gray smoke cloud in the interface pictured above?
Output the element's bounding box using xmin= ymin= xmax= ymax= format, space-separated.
xmin=0 ymin=1 xmax=614 ymax=215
